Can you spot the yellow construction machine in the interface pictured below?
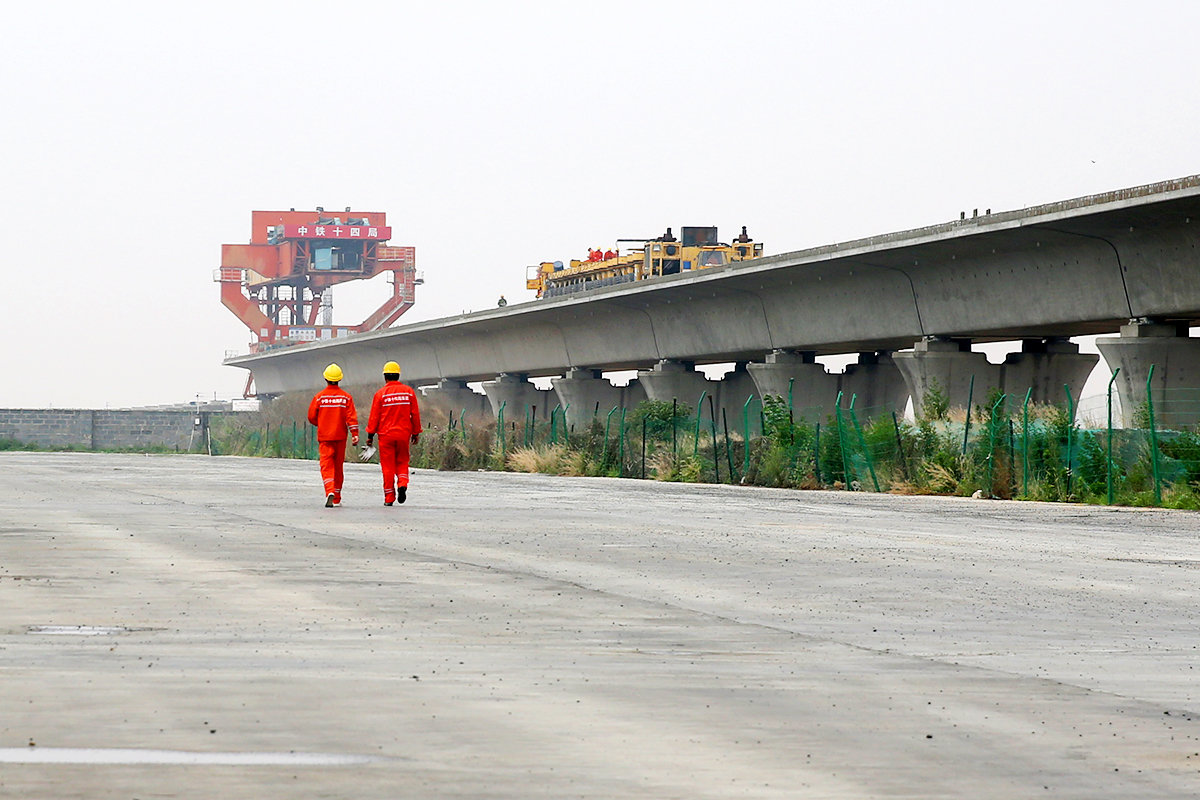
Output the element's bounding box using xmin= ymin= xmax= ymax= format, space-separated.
xmin=526 ymin=226 xmax=763 ymax=299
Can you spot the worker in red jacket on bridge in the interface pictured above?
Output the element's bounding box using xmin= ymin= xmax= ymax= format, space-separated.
xmin=307 ymin=363 xmax=359 ymax=507
xmin=365 ymin=360 xmax=422 ymax=506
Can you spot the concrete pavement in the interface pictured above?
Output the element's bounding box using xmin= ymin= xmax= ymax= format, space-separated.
xmin=1 ymin=452 xmax=1199 ymax=798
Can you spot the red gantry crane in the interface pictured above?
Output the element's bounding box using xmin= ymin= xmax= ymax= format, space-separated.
xmin=217 ymin=208 xmax=420 ymax=392
xmin=218 ymin=208 xmax=420 ymax=348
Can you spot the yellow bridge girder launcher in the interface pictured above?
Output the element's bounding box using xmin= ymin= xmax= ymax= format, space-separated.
xmin=526 ymin=226 xmax=763 ymax=299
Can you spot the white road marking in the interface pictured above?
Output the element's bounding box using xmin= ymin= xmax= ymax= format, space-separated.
xmin=0 ymin=748 xmax=386 ymax=765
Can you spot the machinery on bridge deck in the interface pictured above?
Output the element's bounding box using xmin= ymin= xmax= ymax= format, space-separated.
xmin=526 ymin=226 xmax=763 ymax=299
xmin=217 ymin=209 xmax=421 ymax=355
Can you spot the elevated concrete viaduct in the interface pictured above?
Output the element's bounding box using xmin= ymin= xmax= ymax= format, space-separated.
xmin=228 ymin=175 xmax=1200 ymax=427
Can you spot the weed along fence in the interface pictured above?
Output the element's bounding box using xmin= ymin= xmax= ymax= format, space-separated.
xmin=204 ymin=368 xmax=1200 ymax=509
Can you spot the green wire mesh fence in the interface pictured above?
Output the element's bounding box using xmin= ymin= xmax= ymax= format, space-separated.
xmin=202 ymin=366 xmax=1200 ymax=508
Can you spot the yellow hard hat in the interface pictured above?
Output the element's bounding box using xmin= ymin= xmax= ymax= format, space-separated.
xmin=323 ymin=363 xmax=344 ymax=382
xmin=383 ymin=361 xmax=401 ymax=375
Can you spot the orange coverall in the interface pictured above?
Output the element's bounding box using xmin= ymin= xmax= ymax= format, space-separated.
xmin=366 ymin=382 xmax=422 ymax=503
xmin=307 ymin=386 xmax=359 ymax=501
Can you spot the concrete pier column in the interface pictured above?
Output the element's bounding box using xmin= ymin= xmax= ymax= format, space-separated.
xmin=637 ymin=360 xmax=709 ymax=407
xmin=552 ymin=369 xmax=621 ymax=429
xmin=617 ymin=380 xmax=649 ymax=414
xmin=551 ymin=370 xmax=648 ymax=431
xmin=480 ymin=373 xmax=554 ymax=422
xmin=747 ymin=350 xmax=840 ymax=415
xmin=419 ymin=379 xmax=492 ymax=419
xmin=839 ymin=352 xmax=911 ymax=416
xmin=893 ymin=339 xmax=1002 ymax=415
xmin=1096 ymin=321 xmax=1200 ymax=428
xmin=999 ymin=339 xmax=1099 ymax=406
xmin=713 ymin=363 xmax=759 ymax=433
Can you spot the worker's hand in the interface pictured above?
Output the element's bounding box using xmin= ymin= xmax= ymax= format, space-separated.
xmin=352 ymin=435 xmax=359 ymax=446
xmin=411 ymin=434 xmax=420 ymax=445
xmin=365 ymin=434 xmax=374 ymax=447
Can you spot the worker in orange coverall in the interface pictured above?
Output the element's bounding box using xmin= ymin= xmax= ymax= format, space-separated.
xmin=307 ymin=363 xmax=359 ymax=507
xmin=365 ymin=360 xmax=422 ymax=506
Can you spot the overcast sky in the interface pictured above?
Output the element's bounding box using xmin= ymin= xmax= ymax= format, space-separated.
xmin=2 ymin=1 xmax=1197 ymax=409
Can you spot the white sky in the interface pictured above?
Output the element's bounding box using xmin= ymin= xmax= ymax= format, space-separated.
xmin=2 ymin=1 xmax=1197 ymax=409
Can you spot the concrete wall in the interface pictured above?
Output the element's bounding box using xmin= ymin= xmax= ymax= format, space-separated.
xmin=0 ymin=409 xmax=205 ymax=450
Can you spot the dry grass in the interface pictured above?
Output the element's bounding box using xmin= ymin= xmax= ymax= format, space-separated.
xmin=924 ymin=462 xmax=960 ymax=493
xmin=646 ymin=450 xmax=705 ymax=482
xmin=946 ymin=407 xmax=970 ymax=424
xmin=559 ymin=449 xmax=588 ymax=477
xmin=648 ymin=450 xmax=677 ymax=481
xmin=508 ymin=445 xmax=574 ymax=475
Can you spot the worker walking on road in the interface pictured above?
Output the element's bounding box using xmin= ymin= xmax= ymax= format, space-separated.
xmin=365 ymin=360 xmax=422 ymax=506
xmin=307 ymin=363 xmax=359 ymax=507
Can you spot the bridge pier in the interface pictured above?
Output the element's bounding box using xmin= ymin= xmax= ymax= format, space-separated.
xmin=893 ymin=339 xmax=1002 ymax=415
xmin=1000 ymin=339 xmax=1098 ymax=406
xmin=895 ymin=338 xmax=1099 ymax=418
xmin=1097 ymin=321 xmax=1200 ymax=428
xmin=840 ymin=352 xmax=911 ymax=416
xmin=551 ymin=368 xmax=647 ymax=430
xmin=637 ymin=360 xmax=709 ymax=408
xmin=638 ymin=360 xmax=760 ymax=432
xmin=480 ymin=373 xmax=555 ymax=424
xmin=747 ymin=351 xmax=840 ymax=414
xmin=419 ymin=379 xmax=491 ymax=419
xmin=714 ymin=363 xmax=759 ymax=433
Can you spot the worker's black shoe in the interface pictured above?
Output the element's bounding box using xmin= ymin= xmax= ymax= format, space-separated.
xmin=325 ymin=493 xmax=336 ymax=508
xmin=397 ymin=486 xmax=407 ymax=504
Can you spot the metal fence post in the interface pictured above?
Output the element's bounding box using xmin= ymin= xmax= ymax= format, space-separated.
xmin=986 ymin=393 xmax=1006 ymax=498
xmin=891 ymin=411 xmax=908 ymax=480
xmin=849 ymin=394 xmax=880 ymax=492
xmin=707 ymin=395 xmax=720 ymax=484
xmin=604 ymin=405 xmax=618 ymax=469
xmin=961 ymin=374 xmax=975 ymax=455
xmin=672 ymin=398 xmax=678 ymax=457
xmin=693 ymin=391 xmax=707 ymax=458
xmin=722 ymin=407 xmax=736 ymax=484
xmin=1106 ymin=368 xmax=1120 ymax=505
xmin=742 ymin=395 xmax=754 ymax=478
xmin=1147 ymin=365 xmax=1161 ymax=505
xmin=1008 ymin=419 xmax=1016 ymax=497
xmin=1063 ymin=384 xmax=1075 ymax=498
xmin=497 ymin=401 xmax=507 ymax=463
xmin=618 ymin=407 xmax=627 ymax=477
xmin=835 ymin=391 xmax=851 ymax=489
xmin=787 ymin=378 xmax=795 ymax=425
xmin=641 ymin=416 xmax=647 ymax=479
xmin=1022 ymin=388 xmax=1032 ymax=497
